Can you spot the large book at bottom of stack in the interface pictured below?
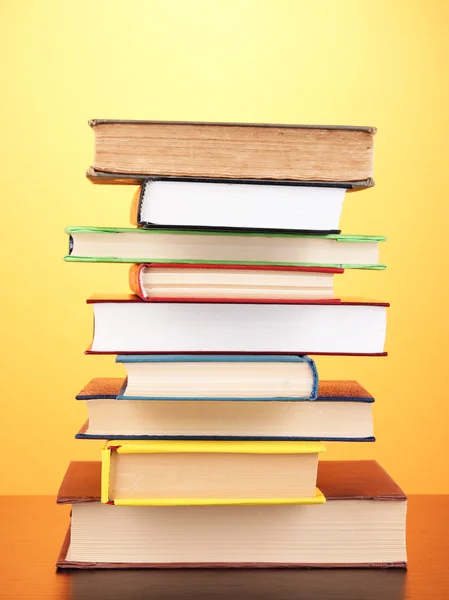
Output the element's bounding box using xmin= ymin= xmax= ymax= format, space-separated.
xmin=57 ymin=460 xmax=407 ymax=569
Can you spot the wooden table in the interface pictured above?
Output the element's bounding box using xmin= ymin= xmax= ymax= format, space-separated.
xmin=0 ymin=495 xmax=447 ymax=599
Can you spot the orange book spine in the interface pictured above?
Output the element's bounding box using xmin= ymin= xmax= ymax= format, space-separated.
xmin=128 ymin=264 xmax=146 ymax=299
xmin=129 ymin=186 xmax=142 ymax=226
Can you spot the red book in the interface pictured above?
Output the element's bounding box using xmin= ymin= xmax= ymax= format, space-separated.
xmin=129 ymin=262 xmax=343 ymax=303
xmin=85 ymin=295 xmax=388 ymax=356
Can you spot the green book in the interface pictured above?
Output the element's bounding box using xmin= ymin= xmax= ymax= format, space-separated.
xmin=65 ymin=226 xmax=385 ymax=269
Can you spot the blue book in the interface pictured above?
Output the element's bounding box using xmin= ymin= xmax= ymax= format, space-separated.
xmin=75 ymin=378 xmax=374 ymax=442
xmin=114 ymin=354 xmax=318 ymax=401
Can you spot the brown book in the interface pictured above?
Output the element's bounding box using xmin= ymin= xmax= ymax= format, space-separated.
xmin=74 ymin=377 xmax=375 ymax=442
xmin=57 ymin=460 xmax=406 ymax=569
xmin=87 ymin=120 xmax=375 ymax=185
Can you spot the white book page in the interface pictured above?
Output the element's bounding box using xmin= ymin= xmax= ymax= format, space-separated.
xmin=72 ymin=232 xmax=379 ymax=265
xmin=91 ymin=303 xmax=386 ymax=354
xmin=141 ymin=181 xmax=345 ymax=230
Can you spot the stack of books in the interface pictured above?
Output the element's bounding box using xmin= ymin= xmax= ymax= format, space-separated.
xmin=58 ymin=120 xmax=407 ymax=569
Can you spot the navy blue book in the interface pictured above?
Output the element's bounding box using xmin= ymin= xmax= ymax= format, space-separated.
xmin=75 ymin=378 xmax=374 ymax=442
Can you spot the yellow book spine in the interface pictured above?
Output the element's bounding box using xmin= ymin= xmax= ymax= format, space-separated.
xmin=107 ymin=440 xmax=326 ymax=455
xmin=101 ymin=447 xmax=111 ymax=504
xmin=112 ymin=488 xmax=325 ymax=507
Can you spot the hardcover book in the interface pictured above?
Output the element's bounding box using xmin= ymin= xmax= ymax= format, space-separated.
xmin=65 ymin=226 xmax=386 ymax=270
xmin=100 ymin=440 xmax=325 ymax=505
xmin=75 ymin=377 xmax=375 ymax=442
xmin=87 ymin=120 xmax=375 ymax=184
xmin=131 ymin=178 xmax=353 ymax=233
xmin=115 ymin=354 xmax=319 ymax=400
xmin=56 ymin=460 xmax=407 ymax=568
xmin=85 ymin=295 xmax=389 ymax=356
xmin=128 ymin=263 xmax=342 ymax=302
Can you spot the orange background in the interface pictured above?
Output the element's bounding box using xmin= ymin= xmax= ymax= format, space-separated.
xmin=0 ymin=0 xmax=448 ymax=494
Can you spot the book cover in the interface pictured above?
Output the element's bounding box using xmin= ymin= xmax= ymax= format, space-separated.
xmin=85 ymin=296 xmax=389 ymax=357
xmin=129 ymin=263 xmax=342 ymax=303
xmin=115 ymin=353 xmax=319 ymax=400
xmin=74 ymin=378 xmax=375 ymax=442
xmin=87 ymin=166 xmax=375 ymax=188
xmin=75 ymin=377 xmax=373 ymax=402
xmin=88 ymin=120 xmax=376 ymax=183
xmin=130 ymin=176 xmax=357 ymax=234
xmin=65 ymin=226 xmax=386 ymax=270
xmin=101 ymin=440 xmax=326 ymax=506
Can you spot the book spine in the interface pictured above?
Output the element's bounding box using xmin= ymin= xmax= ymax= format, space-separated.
xmin=129 ymin=184 xmax=144 ymax=227
xmin=107 ymin=439 xmax=325 ymax=454
xmin=117 ymin=354 xmax=310 ymax=363
xmin=101 ymin=447 xmax=112 ymax=504
xmin=305 ymin=356 xmax=319 ymax=400
xmin=128 ymin=265 xmax=146 ymax=299
xmin=112 ymin=494 xmax=325 ymax=507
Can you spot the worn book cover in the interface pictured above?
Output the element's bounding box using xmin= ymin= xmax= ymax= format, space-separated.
xmin=87 ymin=120 xmax=375 ymax=184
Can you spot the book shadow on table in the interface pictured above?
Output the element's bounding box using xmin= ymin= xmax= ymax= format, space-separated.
xmin=63 ymin=567 xmax=406 ymax=600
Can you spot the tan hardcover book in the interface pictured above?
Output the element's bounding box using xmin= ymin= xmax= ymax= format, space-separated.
xmin=87 ymin=120 xmax=375 ymax=184
xmin=128 ymin=263 xmax=341 ymax=302
xmin=56 ymin=460 xmax=407 ymax=568
xmin=74 ymin=378 xmax=375 ymax=442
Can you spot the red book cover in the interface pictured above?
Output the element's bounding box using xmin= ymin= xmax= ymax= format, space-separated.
xmin=84 ymin=295 xmax=389 ymax=357
xmin=86 ymin=294 xmax=388 ymax=308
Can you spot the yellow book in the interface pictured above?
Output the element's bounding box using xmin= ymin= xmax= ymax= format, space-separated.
xmin=102 ymin=440 xmax=326 ymax=506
